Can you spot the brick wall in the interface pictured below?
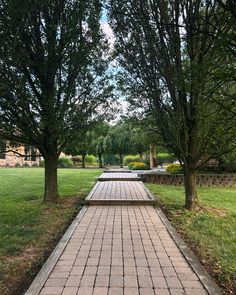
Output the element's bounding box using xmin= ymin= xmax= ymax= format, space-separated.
xmin=138 ymin=173 xmax=236 ymax=187
xmin=0 ymin=146 xmax=40 ymax=167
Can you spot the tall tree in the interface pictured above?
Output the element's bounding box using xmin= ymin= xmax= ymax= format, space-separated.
xmin=109 ymin=0 xmax=236 ymax=210
xmin=64 ymin=132 xmax=92 ymax=168
xmin=104 ymin=123 xmax=131 ymax=167
xmin=91 ymin=122 xmax=110 ymax=168
xmin=0 ymin=0 xmax=110 ymax=202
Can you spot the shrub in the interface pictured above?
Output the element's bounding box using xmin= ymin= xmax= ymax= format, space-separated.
xmin=39 ymin=157 xmax=73 ymax=168
xmin=85 ymin=155 xmax=96 ymax=165
xmin=39 ymin=160 xmax=45 ymax=167
xmin=128 ymin=162 xmax=150 ymax=170
xmin=199 ymin=165 xmax=236 ymax=174
xmin=166 ymin=163 xmax=183 ymax=174
xmin=57 ymin=157 xmax=73 ymax=168
xmin=124 ymin=155 xmax=141 ymax=165
xmin=157 ymin=153 xmax=176 ymax=164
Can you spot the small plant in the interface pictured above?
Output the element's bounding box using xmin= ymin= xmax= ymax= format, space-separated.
xmin=157 ymin=153 xmax=176 ymax=164
xmin=128 ymin=162 xmax=150 ymax=170
xmin=39 ymin=160 xmax=45 ymax=167
xmin=57 ymin=157 xmax=73 ymax=168
xmin=124 ymin=155 xmax=142 ymax=165
xmin=85 ymin=155 xmax=96 ymax=165
xmin=166 ymin=163 xmax=183 ymax=174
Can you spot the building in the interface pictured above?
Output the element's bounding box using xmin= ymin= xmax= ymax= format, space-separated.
xmin=0 ymin=141 xmax=40 ymax=167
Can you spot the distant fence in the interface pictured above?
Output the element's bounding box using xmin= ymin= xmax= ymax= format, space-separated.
xmin=138 ymin=173 xmax=236 ymax=187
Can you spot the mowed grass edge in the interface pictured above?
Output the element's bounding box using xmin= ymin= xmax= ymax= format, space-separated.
xmin=0 ymin=168 xmax=102 ymax=295
xmin=147 ymin=184 xmax=236 ymax=294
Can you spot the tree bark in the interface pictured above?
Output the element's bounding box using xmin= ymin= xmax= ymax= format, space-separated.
xmin=184 ymin=166 xmax=198 ymax=210
xmin=150 ymin=144 xmax=157 ymax=168
xmin=44 ymin=154 xmax=59 ymax=202
xmin=119 ymin=154 xmax=123 ymax=168
xmin=98 ymin=154 xmax=103 ymax=168
xmin=82 ymin=154 xmax=86 ymax=168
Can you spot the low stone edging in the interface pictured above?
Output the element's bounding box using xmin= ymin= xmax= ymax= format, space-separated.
xmin=138 ymin=173 xmax=236 ymax=187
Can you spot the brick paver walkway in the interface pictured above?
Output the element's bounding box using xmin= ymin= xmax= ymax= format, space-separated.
xmin=98 ymin=173 xmax=139 ymax=181
xmin=87 ymin=181 xmax=151 ymax=200
xmin=26 ymin=172 xmax=219 ymax=295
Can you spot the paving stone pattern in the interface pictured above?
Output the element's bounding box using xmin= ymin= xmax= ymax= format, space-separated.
xmin=99 ymin=173 xmax=139 ymax=180
xmin=88 ymin=181 xmax=151 ymax=200
xmin=29 ymin=171 xmax=212 ymax=295
xmin=39 ymin=205 xmax=208 ymax=295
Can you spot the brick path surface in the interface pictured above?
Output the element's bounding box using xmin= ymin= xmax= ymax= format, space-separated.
xmin=98 ymin=173 xmax=139 ymax=181
xmin=39 ymin=205 xmax=208 ymax=295
xmin=87 ymin=181 xmax=151 ymax=200
xmin=26 ymin=172 xmax=216 ymax=295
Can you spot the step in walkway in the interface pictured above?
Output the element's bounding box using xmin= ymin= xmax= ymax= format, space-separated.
xmin=98 ymin=173 xmax=140 ymax=181
xmin=85 ymin=181 xmax=156 ymax=206
xmin=25 ymin=172 xmax=222 ymax=295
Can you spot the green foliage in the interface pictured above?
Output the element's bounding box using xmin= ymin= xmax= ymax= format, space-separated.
xmin=128 ymin=162 xmax=150 ymax=170
xmin=57 ymin=157 xmax=73 ymax=168
xmin=124 ymin=155 xmax=141 ymax=165
xmin=104 ymin=123 xmax=132 ymax=155
xmin=39 ymin=157 xmax=73 ymax=168
xmin=0 ymin=0 xmax=111 ymax=201
xmin=103 ymin=154 xmax=120 ymax=165
xmin=39 ymin=160 xmax=45 ymax=168
xmin=157 ymin=153 xmax=176 ymax=164
xmin=85 ymin=155 xmax=96 ymax=165
xmin=166 ymin=163 xmax=183 ymax=174
xmin=198 ymin=165 xmax=236 ymax=174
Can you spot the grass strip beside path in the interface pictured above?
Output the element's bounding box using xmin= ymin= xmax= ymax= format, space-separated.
xmin=147 ymin=184 xmax=236 ymax=295
xmin=0 ymin=168 xmax=102 ymax=295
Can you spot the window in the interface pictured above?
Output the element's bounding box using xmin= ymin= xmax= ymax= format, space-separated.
xmin=31 ymin=147 xmax=37 ymax=161
xmin=24 ymin=145 xmax=37 ymax=161
xmin=0 ymin=141 xmax=6 ymax=159
xmin=24 ymin=145 xmax=31 ymax=161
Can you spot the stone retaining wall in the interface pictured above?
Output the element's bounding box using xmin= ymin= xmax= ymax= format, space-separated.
xmin=138 ymin=173 xmax=236 ymax=187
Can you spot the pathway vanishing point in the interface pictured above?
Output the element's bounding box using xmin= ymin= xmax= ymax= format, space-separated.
xmin=25 ymin=171 xmax=222 ymax=295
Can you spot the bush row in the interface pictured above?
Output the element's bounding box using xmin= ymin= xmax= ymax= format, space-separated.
xmin=165 ymin=163 xmax=236 ymax=174
xmin=128 ymin=162 xmax=150 ymax=170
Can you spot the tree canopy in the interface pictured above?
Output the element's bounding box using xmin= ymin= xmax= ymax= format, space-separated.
xmin=108 ymin=0 xmax=236 ymax=209
xmin=0 ymin=0 xmax=111 ymax=201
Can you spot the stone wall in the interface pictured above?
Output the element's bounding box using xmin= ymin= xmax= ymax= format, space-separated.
xmin=139 ymin=173 xmax=236 ymax=187
xmin=0 ymin=146 xmax=40 ymax=167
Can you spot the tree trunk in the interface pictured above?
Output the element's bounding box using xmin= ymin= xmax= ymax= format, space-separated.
xmin=184 ymin=166 xmax=198 ymax=210
xmin=44 ymin=154 xmax=59 ymax=202
xmin=119 ymin=154 xmax=123 ymax=168
xmin=98 ymin=154 xmax=103 ymax=168
xmin=150 ymin=144 xmax=157 ymax=168
xmin=139 ymin=152 xmax=143 ymax=160
xmin=82 ymin=154 xmax=86 ymax=168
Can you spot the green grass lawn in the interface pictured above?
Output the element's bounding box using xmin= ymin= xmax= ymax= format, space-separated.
xmin=0 ymin=168 xmax=102 ymax=295
xmin=147 ymin=184 xmax=236 ymax=294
